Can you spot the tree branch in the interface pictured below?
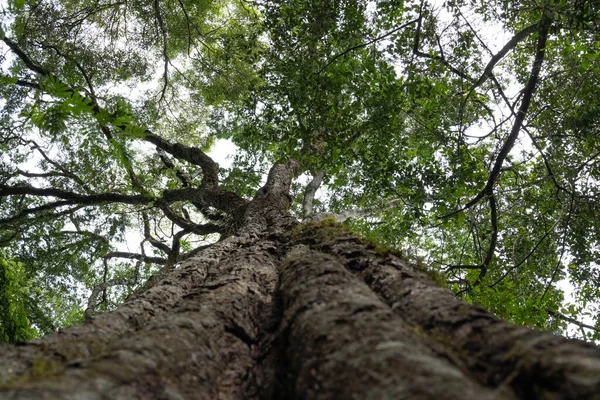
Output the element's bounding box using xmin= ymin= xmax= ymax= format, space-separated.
xmin=547 ymin=310 xmax=599 ymax=333
xmin=443 ymin=9 xmax=552 ymax=218
xmin=316 ymin=18 xmax=420 ymax=77
xmin=144 ymin=133 xmax=220 ymax=187
xmin=153 ymin=0 xmax=170 ymax=102
xmin=161 ymin=205 xmax=223 ymax=235
xmin=103 ymin=251 xmax=166 ymax=265
xmin=0 ymin=183 xmax=152 ymax=205
xmin=302 ymin=171 xmax=324 ymax=218
xmin=471 ymin=22 xmax=541 ymax=91
xmin=2 ymin=37 xmax=49 ymax=75
xmin=0 ymin=202 xmax=85 ymax=225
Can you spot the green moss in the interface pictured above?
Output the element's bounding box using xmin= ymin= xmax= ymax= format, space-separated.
xmin=369 ymin=239 xmax=403 ymax=257
xmin=292 ymin=218 xmax=447 ymax=288
xmin=423 ymin=267 xmax=447 ymax=287
xmin=292 ymin=216 xmax=348 ymax=235
xmin=291 ymin=217 xmax=353 ymax=244
xmin=0 ymin=357 xmax=65 ymax=389
xmin=411 ymin=324 xmax=427 ymax=337
xmin=411 ymin=259 xmax=447 ymax=287
xmin=29 ymin=357 xmax=63 ymax=378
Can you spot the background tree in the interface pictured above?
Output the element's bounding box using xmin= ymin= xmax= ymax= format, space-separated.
xmin=1 ymin=0 xmax=600 ymax=397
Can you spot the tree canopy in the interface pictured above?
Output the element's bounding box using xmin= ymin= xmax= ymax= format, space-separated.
xmin=1 ymin=0 xmax=600 ymax=342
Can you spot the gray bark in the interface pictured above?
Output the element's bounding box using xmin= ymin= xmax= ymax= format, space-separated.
xmin=277 ymin=246 xmax=511 ymax=399
xmin=0 ymin=236 xmax=280 ymax=399
xmin=291 ymin=223 xmax=600 ymax=400
xmin=1 ymin=191 xmax=599 ymax=399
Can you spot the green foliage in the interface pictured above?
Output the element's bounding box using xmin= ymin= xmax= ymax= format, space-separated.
xmin=0 ymin=255 xmax=38 ymax=343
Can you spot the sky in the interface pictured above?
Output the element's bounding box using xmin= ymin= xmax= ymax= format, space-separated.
xmin=208 ymin=138 xmax=237 ymax=169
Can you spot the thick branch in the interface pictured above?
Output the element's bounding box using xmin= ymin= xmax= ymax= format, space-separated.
xmin=0 ymin=202 xmax=84 ymax=225
xmin=2 ymin=37 xmax=49 ymax=75
xmin=302 ymin=171 xmax=324 ymax=218
xmin=144 ymin=133 xmax=219 ymax=187
xmin=0 ymin=183 xmax=151 ymax=205
xmin=471 ymin=22 xmax=541 ymax=90
xmin=161 ymin=205 xmax=223 ymax=235
xmin=0 ymin=182 xmax=249 ymax=221
xmin=157 ymin=150 xmax=190 ymax=187
xmin=103 ymin=251 xmax=166 ymax=265
xmin=161 ymin=186 xmax=247 ymax=215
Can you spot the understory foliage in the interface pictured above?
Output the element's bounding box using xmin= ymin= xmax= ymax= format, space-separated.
xmin=0 ymin=0 xmax=600 ymax=341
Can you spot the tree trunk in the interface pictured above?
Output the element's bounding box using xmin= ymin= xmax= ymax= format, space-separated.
xmin=1 ymin=219 xmax=599 ymax=399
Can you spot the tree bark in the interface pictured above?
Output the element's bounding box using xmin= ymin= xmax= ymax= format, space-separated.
xmin=1 ymin=219 xmax=599 ymax=399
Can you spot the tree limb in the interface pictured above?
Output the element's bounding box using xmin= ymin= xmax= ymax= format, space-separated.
xmin=161 ymin=206 xmax=223 ymax=235
xmin=103 ymin=251 xmax=166 ymax=265
xmin=2 ymin=37 xmax=49 ymax=75
xmin=144 ymin=133 xmax=220 ymax=187
xmin=316 ymin=18 xmax=420 ymax=77
xmin=547 ymin=309 xmax=599 ymax=333
xmin=471 ymin=22 xmax=541 ymax=91
xmin=153 ymin=0 xmax=170 ymax=102
xmin=0 ymin=202 xmax=85 ymax=225
xmin=444 ymin=9 xmax=552 ymax=218
xmin=0 ymin=183 xmax=152 ymax=205
xmin=302 ymin=171 xmax=324 ymax=218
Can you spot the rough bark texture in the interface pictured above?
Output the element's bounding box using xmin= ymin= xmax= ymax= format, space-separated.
xmin=276 ymin=246 xmax=510 ymax=399
xmin=1 ymin=218 xmax=599 ymax=399
xmin=0 ymin=236 xmax=280 ymax=399
xmin=290 ymin=221 xmax=600 ymax=400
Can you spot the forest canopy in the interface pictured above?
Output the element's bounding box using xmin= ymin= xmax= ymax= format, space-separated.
xmin=1 ymin=0 xmax=600 ymax=342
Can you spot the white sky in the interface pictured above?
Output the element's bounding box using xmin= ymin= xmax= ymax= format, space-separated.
xmin=208 ymin=138 xmax=237 ymax=169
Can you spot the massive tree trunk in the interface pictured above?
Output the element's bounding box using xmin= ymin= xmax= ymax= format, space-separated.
xmin=0 ymin=160 xmax=599 ymax=399
xmin=1 ymin=220 xmax=599 ymax=399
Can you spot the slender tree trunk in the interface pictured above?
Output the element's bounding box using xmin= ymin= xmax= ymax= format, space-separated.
xmin=1 ymin=218 xmax=599 ymax=399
